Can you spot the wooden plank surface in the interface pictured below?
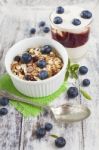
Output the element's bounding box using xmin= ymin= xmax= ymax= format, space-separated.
xmin=0 ymin=1 xmax=99 ymax=150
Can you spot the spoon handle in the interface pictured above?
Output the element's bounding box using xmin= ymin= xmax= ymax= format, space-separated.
xmin=0 ymin=90 xmax=48 ymax=110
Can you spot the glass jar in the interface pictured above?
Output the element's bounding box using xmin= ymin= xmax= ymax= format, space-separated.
xmin=50 ymin=6 xmax=93 ymax=61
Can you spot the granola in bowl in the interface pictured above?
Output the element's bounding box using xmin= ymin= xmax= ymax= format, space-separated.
xmin=11 ymin=45 xmax=63 ymax=81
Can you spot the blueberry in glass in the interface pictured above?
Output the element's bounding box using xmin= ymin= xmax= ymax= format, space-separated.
xmin=21 ymin=53 xmax=32 ymax=64
xmin=53 ymin=17 xmax=63 ymax=24
xmin=56 ymin=6 xmax=64 ymax=14
xmin=81 ymin=10 xmax=92 ymax=19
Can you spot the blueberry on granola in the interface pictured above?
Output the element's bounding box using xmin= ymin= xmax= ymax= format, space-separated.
xmin=39 ymin=70 xmax=48 ymax=80
xmin=21 ymin=53 xmax=32 ymax=64
xmin=24 ymin=75 xmax=31 ymax=80
xmin=37 ymin=60 xmax=46 ymax=68
xmin=41 ymin=45 xmax=52 ymax=54
xmin=14 ymin=55 xmax=21 ymax=62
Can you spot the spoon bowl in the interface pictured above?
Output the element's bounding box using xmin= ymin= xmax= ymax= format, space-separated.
xmin=50 ymin=103 xmax=91 ymax=123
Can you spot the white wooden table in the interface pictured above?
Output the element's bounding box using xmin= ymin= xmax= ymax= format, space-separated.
xmin=0 ymin=1 xmax=99 ymax=150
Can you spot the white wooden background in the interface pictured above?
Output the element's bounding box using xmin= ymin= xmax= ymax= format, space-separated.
xmin=0 ymin=0 xmax=99 ymax=150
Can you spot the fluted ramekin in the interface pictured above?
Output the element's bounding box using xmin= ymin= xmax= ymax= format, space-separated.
xmin=5 ymin=37 xmax=68 ymax=97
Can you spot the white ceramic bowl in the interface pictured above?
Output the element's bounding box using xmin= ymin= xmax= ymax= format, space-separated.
xmin=5 ymin=37 xmax=68 ymax=97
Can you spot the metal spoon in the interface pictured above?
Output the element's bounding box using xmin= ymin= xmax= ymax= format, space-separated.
xmin=0 ymin=90 xmax=91 ymax=123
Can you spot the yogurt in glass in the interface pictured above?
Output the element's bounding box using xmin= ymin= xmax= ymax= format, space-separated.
xmin=50 ymin=6 xmax=93 ymax=61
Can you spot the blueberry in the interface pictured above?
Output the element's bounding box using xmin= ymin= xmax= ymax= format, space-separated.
xmin=14 ymin=55 xmax=21 ymax=62
xmin=53 ymin=16 xmax=63 ymax=24
xmin=81 ymin=10 xmax=92 ymax=19
xmin=0 ymin=108 xmax=8 ymax=116
xmin=37 ymin=60 xmax=46 ymax=68
xmin=24 ymin=75 xmax=30 ymax=80
xmin=82 ymin=79 xmax=90 ymax=87
xmin=39 ymin=70 xmax=48 ymax=80
xmin=45 ymin=123 xmax=53 ymax=131
xmin=39 ymin=21 xmax=46 ymax=27
xmin=79 ymin=66 xmax=88 ymax=75
xmin=43 ymin=27 xmax=50 ymax=33
xmin=0 ymin=97 xmax=9 ymax=106
xmin=72 ymin=18 xmax=81 ymax=26
xmin=67 ymin=87 xmax=78 ymax=98
xmin=56 ymin=6 xmax=64 ymax=14
xmin=30 ymin=28 xmax=36 ymax=34
xmin=41 ymin=45 xmax=52 ymax=54
xmin=36 ymin=127 xmax=46 ymax=138
xmin=21 ymin=53 xmax=32 ymax=64
xmin=55 ymin=137 xmax=66 ymax=148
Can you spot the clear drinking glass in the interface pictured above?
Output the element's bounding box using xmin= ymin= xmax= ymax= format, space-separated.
xmin=50 ymin=5 xmax=93 ymax=61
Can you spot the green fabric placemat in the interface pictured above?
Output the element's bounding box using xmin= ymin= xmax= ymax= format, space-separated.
xmin=0 ymin=74 xmax=67 ymax=117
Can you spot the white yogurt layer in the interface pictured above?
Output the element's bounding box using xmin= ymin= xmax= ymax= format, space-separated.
xmin=50 ymin=5 xmax=93 ymax=33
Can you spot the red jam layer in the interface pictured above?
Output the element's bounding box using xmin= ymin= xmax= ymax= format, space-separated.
xmin=51 ymin=28 xmax=90 ymax=48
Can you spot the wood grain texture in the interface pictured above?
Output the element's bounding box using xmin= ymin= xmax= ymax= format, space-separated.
xmin=0 ymin=0 xmax=96 ymax=6
xmin=0 ymin=1 xmax=99 ymax=150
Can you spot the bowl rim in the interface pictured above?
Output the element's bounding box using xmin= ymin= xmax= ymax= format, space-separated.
xmin=5 ymin=36 xmax=68 ymax=85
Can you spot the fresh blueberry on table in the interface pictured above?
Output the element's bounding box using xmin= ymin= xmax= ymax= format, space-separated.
xmin=45 ymin=123 xmax=53 ymax=131
xmin=36 ymin=127 xmax=46 ymax=138
xmin=21 ymin=53 xmax=32 ymax=64
xmin=0 ymin=108 xmax=8 ymax=116
xmin=67 ymin=87 xmax=78 ymax=98
xmin=37 ymin=60 xmax=46 ymax=68
xmin=79 ymin=66 xmax=88 ymax=75
xmin=39 ymin=21 xmax=46 ymax=27
xmin=43 ymin=27 xmax=50 ymax=33
xmin=55 ymin=137 xmax=66 ymax=148
xmin=56 ymin=6 xmax=64 ymax=14
xmin=41 ymin=45 xmax=52 ymax=54
xmin=14 ymin=55 xmax=21 ymax=62
xmin=30 ymin=28 xmax=36 ymax=34
xmin=53 ymin=16 xmax=63 ymax=24
xmin=80 ymin=10 xmax=92 ymax=19
xmin=39 ymin=70 xmax=48 ymax=80
xmin=0 ymin=97 xmax=9 ymax=106
xmin=72 ymin=18 xmax=81 ymax=26
xmin=82 ymin=79 xmax=90 ymax=87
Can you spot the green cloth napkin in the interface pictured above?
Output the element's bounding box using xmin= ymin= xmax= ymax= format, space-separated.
xmin=0 ymin=74 xmax=67 ymax=117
